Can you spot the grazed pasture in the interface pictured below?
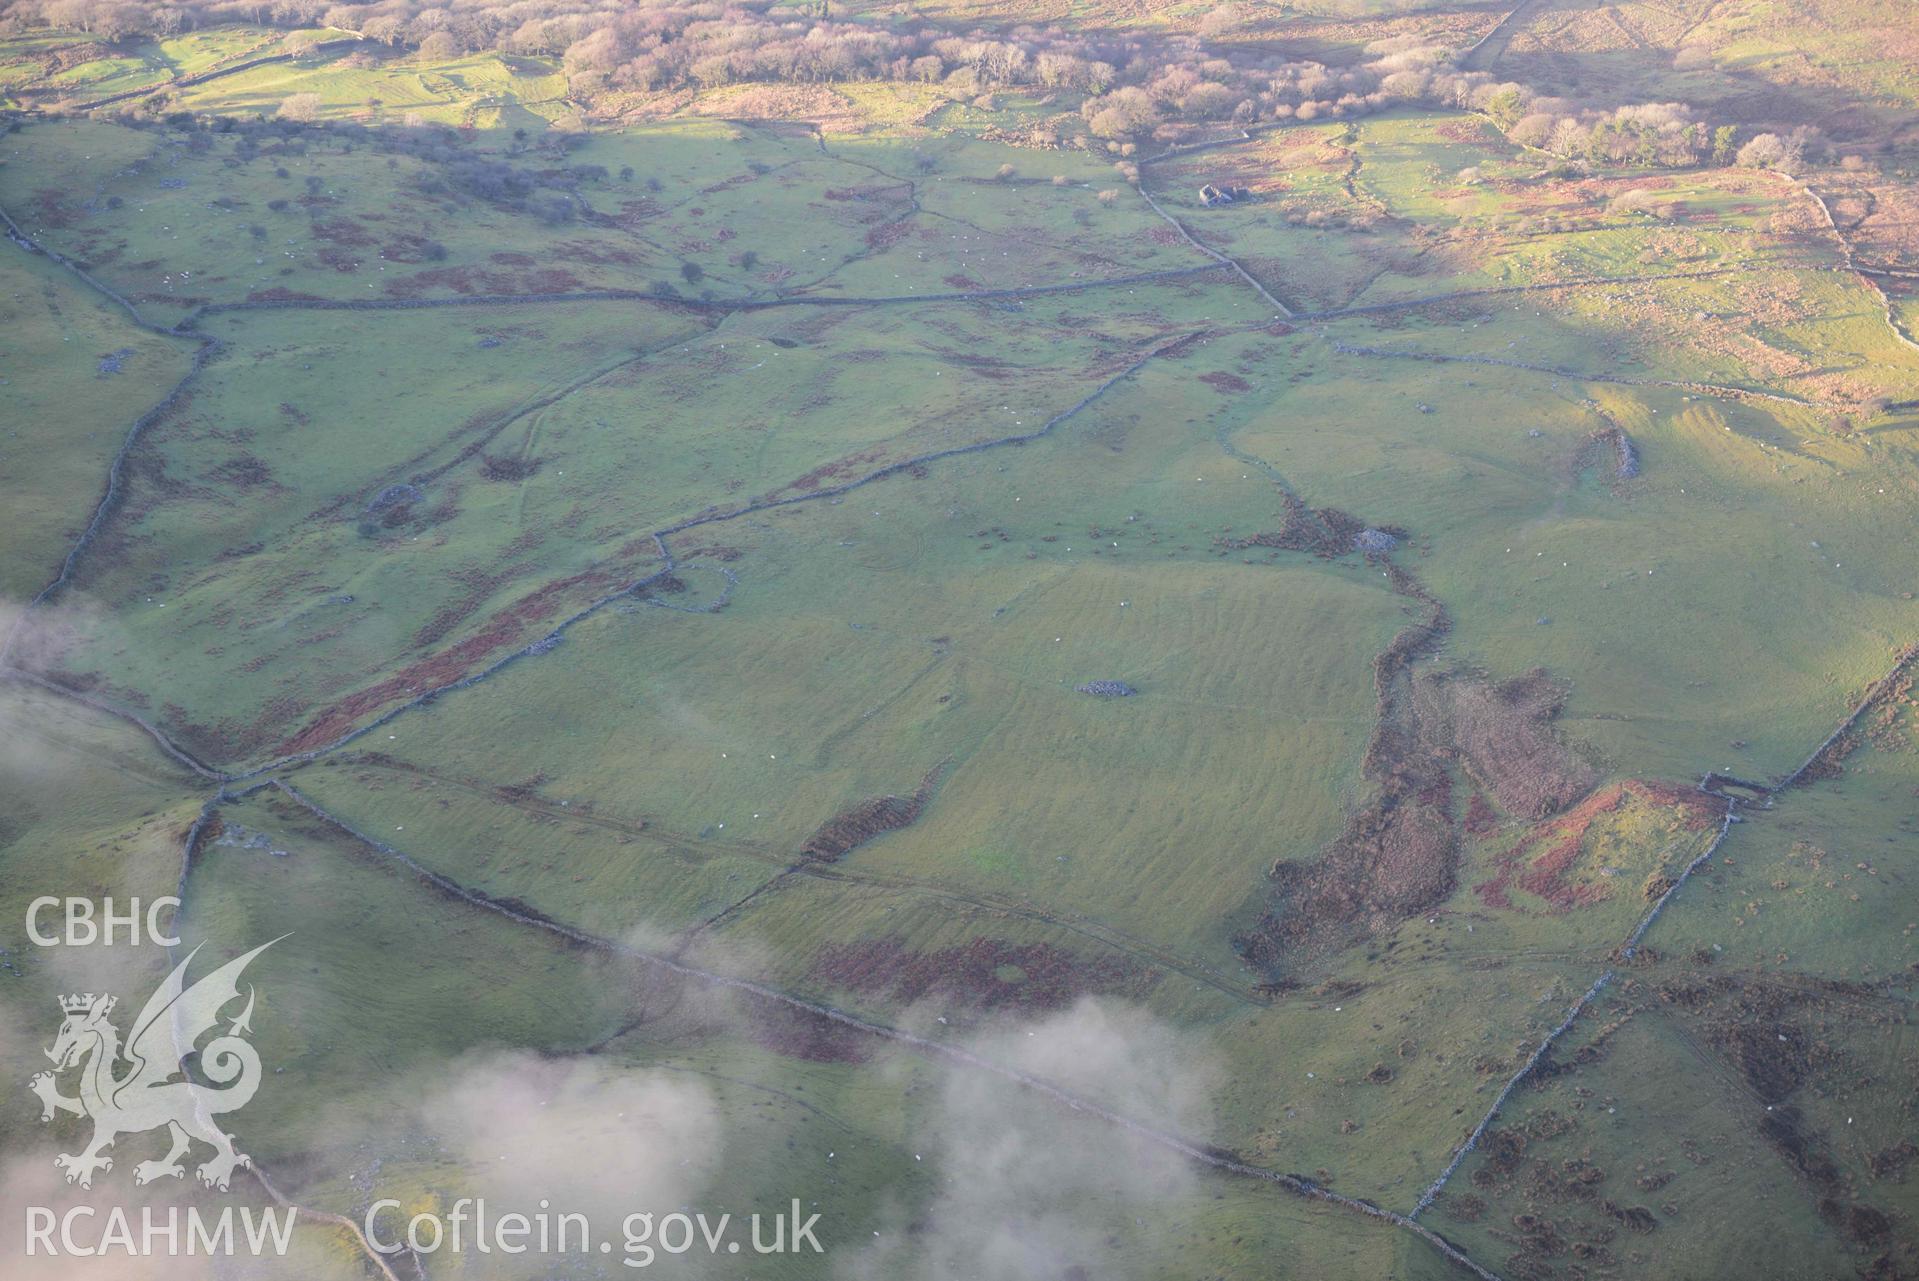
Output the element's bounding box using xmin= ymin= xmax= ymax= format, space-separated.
xmin=3 ymin=16 xmax=1918 ymax=1278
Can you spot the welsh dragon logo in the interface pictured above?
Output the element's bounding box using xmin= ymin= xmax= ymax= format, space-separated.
xmin=29 ymin=938 xmax=282 ymax=1191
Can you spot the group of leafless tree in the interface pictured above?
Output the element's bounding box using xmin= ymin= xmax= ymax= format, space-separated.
xmin=2 ymin=0 xmax=1828 ymax=173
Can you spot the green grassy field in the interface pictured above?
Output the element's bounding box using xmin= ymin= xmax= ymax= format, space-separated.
xmin=0 ymin=244 xmax=197 ymax=598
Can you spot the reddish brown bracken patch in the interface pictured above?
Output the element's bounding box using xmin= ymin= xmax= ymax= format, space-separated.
xmin=244 ymin=286 xmax=328 ymax=303
xmin=802 ymin=765 xmax=945 ymax=861
xmin=1463 ymin=792 xmax=1499 ymax=837
xmin=811 ymin=936 xmax=1151 ymax=1012
xmin=765 ymin=445 xmax=887 ymax=497
xmin=740 ymin=994 xmax=872 ymax=1063
xmin=271 ymin=567 xmax=626 ymax=756
xmin=1474 ymin=781 xmax=1718 ymax=912
xmin=383 ymin=264 xmax=585 ymax=298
